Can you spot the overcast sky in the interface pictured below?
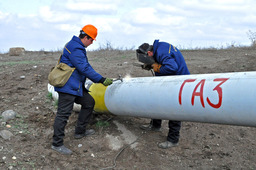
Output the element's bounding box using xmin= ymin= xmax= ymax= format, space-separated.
xmin=0 ymin=0 xmax=255 ymax=52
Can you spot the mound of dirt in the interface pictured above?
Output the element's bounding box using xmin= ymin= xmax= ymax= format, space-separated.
xmin=0 ymin=47 xmax=256 ymax=169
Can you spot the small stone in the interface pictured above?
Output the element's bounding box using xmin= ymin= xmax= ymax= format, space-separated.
xmin=2 ymin=110 xmax=17 ymax=121
xmin=12 ymin=156 xmax=16 ymax=160
xmin=78 ymin=144 xmax=82 ymax=148
xmin=0 ymin=130 xmax=13 ymax=140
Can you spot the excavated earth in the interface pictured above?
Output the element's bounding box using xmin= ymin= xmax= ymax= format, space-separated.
xmin=0 ymin=46 xmax=256 ymax=169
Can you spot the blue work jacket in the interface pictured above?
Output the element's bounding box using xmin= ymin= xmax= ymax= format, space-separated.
xmin=55 ymin=36 xmax=103 ymax=96
xmin=153 ymin=40 xmax=190 ymax=76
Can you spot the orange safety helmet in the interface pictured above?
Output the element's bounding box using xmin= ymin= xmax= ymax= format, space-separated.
xmin=82 ymin=24 xmax=98 ymax=40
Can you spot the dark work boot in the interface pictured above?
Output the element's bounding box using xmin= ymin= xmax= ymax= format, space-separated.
xmin=158 ymin=141 xmax=178 ymax=149
xmin=74 ymin=129 xmax=95 ymax=139
xmin=140 ymin=124 xmax=161 ymax=132
xmin=51 ymin=145 xmax=72 ymax=155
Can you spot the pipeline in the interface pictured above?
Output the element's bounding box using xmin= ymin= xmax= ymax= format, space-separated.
xmin=48 ymin=71 xmax=256 ymax=127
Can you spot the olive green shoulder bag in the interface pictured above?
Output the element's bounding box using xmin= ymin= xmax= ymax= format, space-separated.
xmin=48 ymin=46 xmax=75 ymax=87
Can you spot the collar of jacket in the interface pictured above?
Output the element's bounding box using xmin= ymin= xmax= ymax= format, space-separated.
xmin=71 ymin=36 xmax=85 ymax=48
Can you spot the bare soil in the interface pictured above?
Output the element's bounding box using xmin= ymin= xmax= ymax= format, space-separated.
xmin=0 ymin=47 xmax=256 ymax=169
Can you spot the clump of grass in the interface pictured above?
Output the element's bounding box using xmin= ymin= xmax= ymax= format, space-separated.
xmin=54 ymin=99 xmax=58 ymax=108
xmin=46 ymin=92 xmax=58 ymax=108
xmin=95 ymin=120 xmax=110 ymax=128
xmin=9 ymin=114 xmax=30 ymax=134
xmin=14 ymin=160 xmax=36 ymax=169
xmin=0 ymin=60 xmax=41 ymax=66
xmin=46 ymin=92 xmax=53 ymax=100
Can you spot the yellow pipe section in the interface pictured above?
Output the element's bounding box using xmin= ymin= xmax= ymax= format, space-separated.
xmin=89 ymin=83 xmax=110 ymax=113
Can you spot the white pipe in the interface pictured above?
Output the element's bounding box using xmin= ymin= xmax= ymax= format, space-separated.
xmin=48 ymin=71 xmax=256 ymax=127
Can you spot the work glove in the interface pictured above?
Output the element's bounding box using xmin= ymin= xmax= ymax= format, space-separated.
xmin=152 ymin=63 xmax=162 ymax=73
xmin=102 ymin=78 xmax=113 ymax=86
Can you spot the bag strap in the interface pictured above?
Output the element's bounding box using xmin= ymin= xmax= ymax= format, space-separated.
xmin=57 ymin=45 xmax=72 ymax=64
xmin=57 ymin=55 xmax=62 ymax=64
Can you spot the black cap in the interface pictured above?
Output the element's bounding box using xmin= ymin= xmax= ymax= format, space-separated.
xmin=138 ymin=43 xmax=152 ymax=54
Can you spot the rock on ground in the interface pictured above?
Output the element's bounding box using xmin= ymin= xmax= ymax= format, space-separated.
xmin=1 ymin=110 xmax=17 ymax=122
xmin=0 ymin=130 xmax=13 ymax=140
xmin=9 ymin=47 xmax=25 ymax=56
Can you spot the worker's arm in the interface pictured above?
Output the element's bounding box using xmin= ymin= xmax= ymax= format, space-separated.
xmin=152 ymin=55 xmax=178 ymax=75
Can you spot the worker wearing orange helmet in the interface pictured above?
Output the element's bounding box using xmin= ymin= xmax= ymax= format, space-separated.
xmin=51 ymin=24 xmax=113 ymax=155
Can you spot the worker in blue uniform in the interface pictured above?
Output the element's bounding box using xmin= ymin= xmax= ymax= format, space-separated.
xmin=51 ymin=24 xmax=113 ymax=155
xmin=138 ymin=40 xmax=190 ymax=149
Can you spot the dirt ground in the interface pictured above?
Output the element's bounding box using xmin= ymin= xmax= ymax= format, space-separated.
xmin=0 ymin=46 xmax=256 ymax=169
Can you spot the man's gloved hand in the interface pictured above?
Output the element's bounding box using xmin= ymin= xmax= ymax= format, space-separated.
xmin=103 ymin=78 xmax=113 ymax=86
xmin=152 ymin=63 xmax=162 ymax=73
